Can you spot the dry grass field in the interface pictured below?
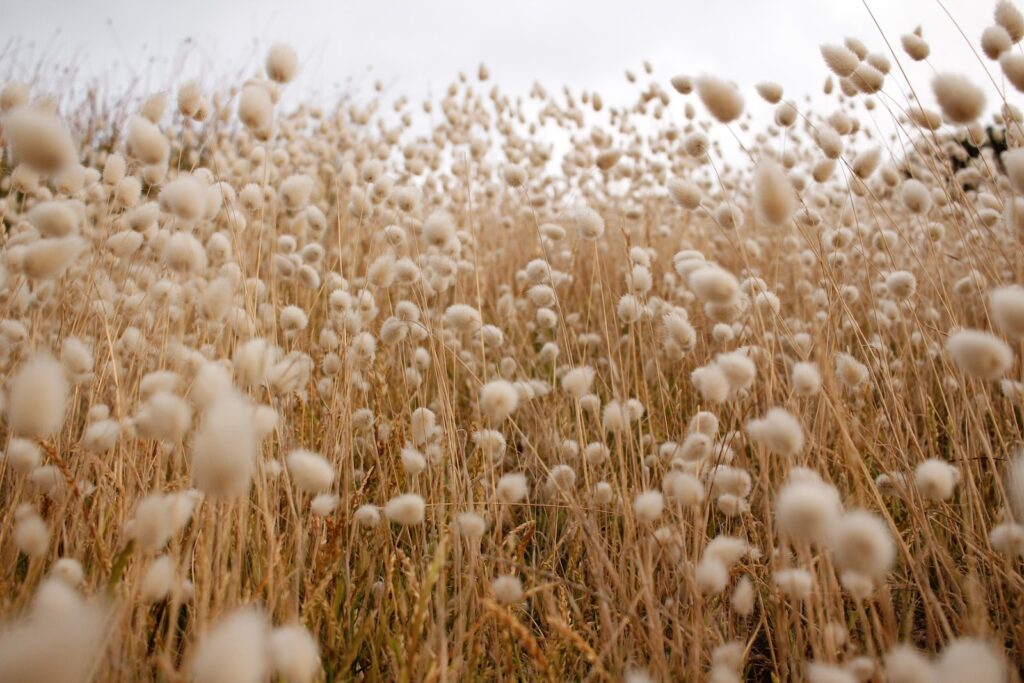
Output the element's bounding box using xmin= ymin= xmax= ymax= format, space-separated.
xmin=2 ymin=2 xmax=1024 ymax=681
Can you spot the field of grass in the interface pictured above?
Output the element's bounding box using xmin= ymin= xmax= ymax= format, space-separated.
xmin=2 ymin=3 xmax=1024 ymax=682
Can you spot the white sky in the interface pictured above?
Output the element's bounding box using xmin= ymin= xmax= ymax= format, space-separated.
xmin=0 ymin=0 xmax=1012 ymax=168
xmin=0 ymin=0 xmax=1003 ymax=102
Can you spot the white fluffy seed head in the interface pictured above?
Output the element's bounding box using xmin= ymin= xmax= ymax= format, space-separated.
xmin=662 ymin=470 xmax=704 ymax=506
xmin=835 ymin=352 xmax=870 ymax=389
xmin=820 ymin=44 xmax=860 ymax=77
xmin=133 ymin=391 xmax=192 ymax=442
xmin=745 ymin=408 xmax=803 ymax=457
xmin=401 ymin=446 xmax=427 ymax=475
xmin=22 ymin=236 xmax=86 ymax=280
xmin=996 ymin=0 xmax=1024 ymax=42
xmin=691 ymin=365 xmax=730 ymax=403
xmin=990 ymin=521 xmax=1024 ymax=556
xmin=715 ymin=351 xmax=756 ymax=392
xmin=268 ymin=624 xmax=320 ymax=683
xmin=756 ymin=81 xmax=784 ymax=103
xmin=990 ymin=285 xmax=1024 ymax=339
xmin=914 ymin=459 xmax=959 ymax=501
xmin=6 ymin=438 xmax=42 ymax=474
xmin=28 ymin=200 xmax=80 ymax=238
xmin=384 ymin=493 xmax=425 ymax=525
xmin=936 ymin=638 xmax=1006 ymax=683
xmin=689 ymin=266 xmax=739 ymax=304
xmin=731 ymin=575 xmax=755 ymax=616
xmin=754 ymin=159 xmax=795 ymax=226
xmin=492 ymin=575 xmax=524 ymax=604
xmin=190 ymin=608 xmax=269 ymax=683
xmin=574 ymin=205 xmax=605 ymax=240
xmin=633 ymin=490 xmax=665 ymax=523
xmin=791 ymin=362 xmax=822 ymax=396
xmin=502 ymin=164 xmax=527 ymax=187
xmin=670 ymin=74 xmax=693 ymax=94
xmin=695 ymin=75 xmax=744 ymax=123
xmin=886 ymin=271 xmax=917 ymax=300
xmin=983 ymin=24 xmax=1013 ymax=60
xmin=479 ymin=379 xmax=519 ymax=422
xmin=774 ymin=568 xmax=813 ymax=600
xmin=946 ymin=329 xmax=1013 ymax=380
xmin=51 ymin=557 xmax=85 ymax=587
xmin=456 ymin=511 xmax=486 ymax=540
xmin=126 ymin=115 xmax=169 ymax=165
xmin=354 ymin=504 xmax=381 ymax=528
xmin=497 ymin=472 xmax=529 ymax=504
xmin=901 ymin=179 xmax=932 ymax=214
xmin=901 ymin=32 xmax=930 ymax=61
xmin=191 ymin=391 xmax=258 ymax=499
xmin=140 ymin=555 xmax=176 ymax=602
xmin=561 ymin=366 xmax=595 ymax=399
xmin=884 ymin=645 xmax=934 ymax=683
xmin=1004 ymin=148 xmax=1024 ymax=195
xmin=6 ymin=354 xmax=68 ymax=438
xmin=13 ymin=507 xmax=49 ymax=557
xmin=4 ymin=107 xmax=76 ymax=173
xmin=775 ymin=479 xmax=841 ymax=545
xmin=695 ymin=558 xmax=729 ymax=595
xmin=0 ymin=578 xmax=107 ymax=683
xmin=238 ymin=84 xmax=274 ymax=133
xmin=666 ymin=177 xmax=702 ymax=209
xmin=831 ymin=510 xmax=895 ymax=577
xmin=266 ymin=44 xmax=299 ymax=84
xmin=286 ymin=449 xmax=334 ymax=494
xmin=932 ymin=73 xmax=986 ymax=124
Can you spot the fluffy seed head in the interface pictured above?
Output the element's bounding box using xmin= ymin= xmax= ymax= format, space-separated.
xmin=831 ymin=510 xmax=895 ymax=577
xmin=689 ymin=266 xmax=739 ymax=304
xmin=191 ymin=391 xmax=258 ymax=499
xmin=946 ymin=329 xmax=1013 ymax=380
xmin=286 ymin=449 xmax=334 ymax=494
xmin=384 ymin=493 xmax=426 ymax=525
xmin=820 ymin=44 xmax=860 ymax=77
xmin=0 ymin=579 xmax=107 ymax=683
xmin=561 ymin=365 xmax=595 ymax=399
xmin=984 ymin=25 xmax=1014 ymax=60
xmin=754 ymin=159 xmax=795 ymax=226
xmin=791 ymin=362 xmax=822 ymax=396
xmin=932 ymin=74 xmax=985 ymax=124
xmin=126 ymin=115 xmax=169 ymax=165
xmin=745 ymin=408 xmax=803 ymax=457
xmin=266 ymin=44 xmax=299 ymax=84
xmin=695 ymin=75 xmax=744 ymax=123
xmin=491 ymin=575 xmax=524 ymax=604
xmin=497 ymin=472 xmax=529 ymax=504
xmin=238 ymin=84 xmax=273 ymax=132
xmin=633 ymin=490 xmax=665 ymax=523
xmin=190 ymin=608 xmax=269 ymax=683
xmin=666 ymin=177 xmax=702 ymax=209
xmin=4 ymin=107 xmax=76 ymax=173
xmin=479 ymin=379 xmax=519 ymax=422
xmin=268 ymin=624 xmax=320 ymax=683
xmin=936 ymin=638 xmax=1006 ymax=683
xmin=574 ymin=205 xmax=605 ymax=240
xmin=775 ymin=478 xmax=841 ymax=544
xmin=914 ymin=459 xmax=959 ymax=501
xmin=22 ymin=237 xmax=86 ymax=280
xmin=140 ymin=555 xmax=175 ymax=602
xmin=456 ymin=512 xmax=486 ymax=540
xmin=996 ymin=0 xmax=1024 ymax=42
xmin=6 ymin=354 xmax=68 ymax=438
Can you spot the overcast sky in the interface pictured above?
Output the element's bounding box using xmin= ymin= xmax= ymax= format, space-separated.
xmin=0 ymin=0 xmax=1010 ymax=158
